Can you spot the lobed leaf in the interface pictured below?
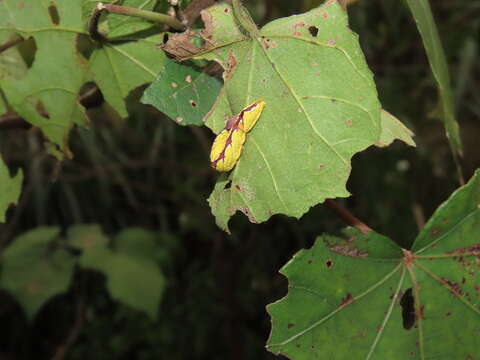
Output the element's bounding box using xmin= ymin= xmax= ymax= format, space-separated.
xmin=163 ymin=0 xmax=383 ymax=231
xmin=0 ymin=0 xmax=166 ymax=153
xmin=0 ymin=227 xmax=75 ymax=320
xmin=267 ymin=169 xmax=480 ymax=359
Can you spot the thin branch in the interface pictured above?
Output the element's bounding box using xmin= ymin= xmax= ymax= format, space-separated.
xmin=325 ymin=199 xmax=373 ymax=235
xmin=51 ymin=297 xmax=85 ymax=360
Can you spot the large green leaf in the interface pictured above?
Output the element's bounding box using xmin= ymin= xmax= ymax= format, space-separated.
xmin=0 ymin=157 xmax=23 ymax=222
xmin=0 ymin=0 xmax=165 ymax=152
xmin=70 ymin=225 xmax=165 ymax=320
xmin=162 ymin=1 xmax=382 ymax=231
xmin=0 ymin=227 xmax=76 ymax=320
xmin=405 ymin=0 xmax=462 ymax=160
xmin=267 ymin=169 xmax=480 ymax=359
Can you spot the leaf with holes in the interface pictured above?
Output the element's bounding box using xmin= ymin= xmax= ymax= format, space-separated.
xmin=267 ymin=169 xmax=480 ymax=359
xmin=0 ymin=0 xmax=165 ymax=153
xmin=162 ymin=0 xmax=382 ymax=231
xmin=141 ymin=60 xmax=222 ymax=126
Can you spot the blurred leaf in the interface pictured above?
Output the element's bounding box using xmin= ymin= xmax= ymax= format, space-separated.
xmin=71 ymin=225 xmax=165 ymax=320
xmin=164 ymin=1 xmax=382 ymax=231
xmin=405 ymin=0 xmax=463 ymax=159
xmin=0 ymin=0 xmax=165 ymax=152
xmin=0 ymin=227 xmax=75 ymax=320
xmin=0 ymin=158 xmax=23 ymax=223
xmin=375 ymin=109 xmax=415 ymax=147
xmin=88 ymin=32 xmax=166 ymax=118
xmin=114 ymin=227 xmax=157 ymax=258
xmin=267 ymin=169 xmax=480 ymax=359
xmin=142 ymin=60 xmax=222 ymax=126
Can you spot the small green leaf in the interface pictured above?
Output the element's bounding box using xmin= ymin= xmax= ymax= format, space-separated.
xmin=405 ymin=0 xmax=462 ymax=158
xmin=0 ymin=158 xmax=23 ymax=223
xmin=375 ymin=110 xmax=415 ymax=148
xmin=71 ymin=225 xmax=165 ymax=320
xmin=267 ymin=169 xmax=480 ymax=359
xmin=142 ymin=60 xmax=222 ymax=126
xmin=0 ymin=227 xmax=76 ymax=320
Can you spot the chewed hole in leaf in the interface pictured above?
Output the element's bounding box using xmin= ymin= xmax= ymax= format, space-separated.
xmin=79 ymin=82 xmax=104 ymax=109
xmin=189 ymin=100 xmax=197 ymax=107
xmin=400 ymin=288 xmax=415 ymax=330
xmin=325 ymin=259 xmax=333 ymax=268
xmin=17 ymin=37 xmax=37 ymax=69
xmin=76 ymin=34 xmax=95 ymax=61
xmin=162 ymin=33 xmax=169 ymax=44
xmin=308 ymin=26 xmax=319 ymax=37
xmin=35 ymin=101 xmax=49 ymax=119
xmin=224 ymin=181 xmax=232 ymax=190
xmin=48 ymin=4 xmax=60 ymax=25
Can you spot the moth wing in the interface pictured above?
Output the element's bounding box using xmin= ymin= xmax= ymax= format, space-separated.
xmin=239 ymin=99 xmax=265 ymax=133
xmin=211 ymin=129 xmax=246 ymax=172
xmin=210 ymin=129 xmax=231 ymax=164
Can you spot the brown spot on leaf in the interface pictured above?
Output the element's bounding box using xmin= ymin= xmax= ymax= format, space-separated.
xmin=447 ymin=244 xmax=480 ymax=256
xmin=330 ymin=245 xmax=368 ymax=258
xmin=322 ymin=12 xmax=329 ymax=19
xmin=441 ymin=277 xmax=464 ymax=296
xmin=185 ymin=75 xmax=192 ymax=83
xmin=339 ymin=293 xmax=354 ymax=308
xmin=189 ymin=100 xmax=197 ymax=107
xmin=346 ymin=119 xmax=353 ymax=127
xmin=239 ymin=207 xmax=257 ymax=223
xmin=171 ymin=82 xmax=178 ymax=88
xmin=327 ymin=38 xmax=337 ymax=46
xmin=325 ymin=259 xmax=333 ymax=268
xmin=287 ymin=323 xmax=294 ymax=329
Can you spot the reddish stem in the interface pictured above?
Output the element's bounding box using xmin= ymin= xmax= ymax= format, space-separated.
xmin=325 ymin=199 xmax=373 ymax=235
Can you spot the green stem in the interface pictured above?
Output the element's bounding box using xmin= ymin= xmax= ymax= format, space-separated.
xmin=231 ymin=0 xmax=259 ymax=37
xmin=98 ymin=3 xmax=185 ymax=31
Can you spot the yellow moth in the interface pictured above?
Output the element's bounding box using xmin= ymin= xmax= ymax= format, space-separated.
xmin=210 ymin=99 xmax=265 ymax=172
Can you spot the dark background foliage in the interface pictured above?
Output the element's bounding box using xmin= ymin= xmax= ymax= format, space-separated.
xmin=0 ymin=0 xmax=478 ymax=359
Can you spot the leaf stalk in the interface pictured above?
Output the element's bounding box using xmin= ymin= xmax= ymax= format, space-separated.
xmin=97 ymin=3 xmax=186 ymax=31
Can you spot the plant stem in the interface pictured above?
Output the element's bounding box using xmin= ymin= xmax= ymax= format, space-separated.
xmin=325 ymin=199 xmax=373 ymax=235
xmin=98 ymin=3 xmax=185 ymax=31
